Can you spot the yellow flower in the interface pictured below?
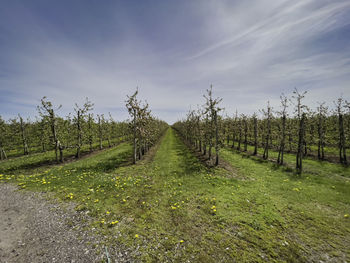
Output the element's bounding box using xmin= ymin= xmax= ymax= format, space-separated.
xmin=344 ymin=214 xmax=349 ymax=218
xmin=106 ymin=211 xmax=110 ymax=215
xmin=179 ymin=240 xmax=184 ymax=243
xmin=171 ymin=206 xmax=177 ymax=210
xmin=94 ymin=199 xmax=99 ymax=203
xmin=134 ymin=234 xmax=139 ymax=238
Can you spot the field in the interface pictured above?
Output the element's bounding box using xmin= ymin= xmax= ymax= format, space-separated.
xmin=1 ymin=127 xmax=349 ymax=262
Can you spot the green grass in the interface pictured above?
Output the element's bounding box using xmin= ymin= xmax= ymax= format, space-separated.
xmin=1 ymin=128 xmax=349 ymax=262
xmin=226 ymin=142 xmax=350 ymax=176
xmin=3 ymin=136 xmax=128 ymax=159
xmin=0 ymin=137 xmax=126 ymax=175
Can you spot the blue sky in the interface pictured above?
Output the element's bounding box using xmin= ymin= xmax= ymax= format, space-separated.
xmin=1 ymin=0 xmax=350 ymax=123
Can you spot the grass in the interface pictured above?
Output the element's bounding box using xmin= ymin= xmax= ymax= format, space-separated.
xmin=3 ymin=136 xmax=127 ymax=159
xmin=0 ymin=137 xmax=126 ymax=175
xmin=1 ymin=128 xmax=349 ymax=262
xmin=224 ymin=143 xmax=350 ymax=178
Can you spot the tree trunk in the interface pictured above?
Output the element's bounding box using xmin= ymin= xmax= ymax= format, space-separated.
xmin=243 ymin=118 xmax=248 ymax=152
xmin=253 ymin=117 xmax=258 ymax=155
xmin=317 ymin=115 xmax=325 ymax=160
xmin=59 ymin=142 xmax=63 ymax=162
xmin=277 ymin=115 xmax=286 ymax=164
xmin=296 ymin=113 xmax=305 ymax=174
xmin=214 ymin=111 xmax=219 ymax=166
xmin=98 ymin=116 xmax=103 ymax=150
xmin=88 ymin=114 xmax=93 ymax=152
xmin=338 ymin=114 xmax=347 ymax=165
xmin=133 ymin=110 xmax=137 ymax=164
xmin=237 ymin=121 xmax=242 ymax=151
xmin=76 ymin=110 xmax=81 ymax=159
xmin=0 ymin=142 xmax=7 ymax=160
xmin=263 ymin=115 xmax=271 ymax=160
xmin=49 ymin=110 xmax=59 ymax=163
xmin=19 ymin=116 xmax=29 ymax=155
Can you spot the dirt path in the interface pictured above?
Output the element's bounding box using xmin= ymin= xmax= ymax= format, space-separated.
xmin=0 ymin=183 xmax=131 ymax=263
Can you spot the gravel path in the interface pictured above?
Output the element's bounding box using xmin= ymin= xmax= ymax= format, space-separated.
xmin=0 ymin=183 xmax=132 ymax=263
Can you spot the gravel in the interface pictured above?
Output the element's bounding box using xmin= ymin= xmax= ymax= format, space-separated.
xmin=0 ymin=183 xmax=133 ymax=263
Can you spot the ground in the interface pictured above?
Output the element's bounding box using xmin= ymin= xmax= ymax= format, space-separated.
xmin=0 ymin=184 xmax=132 ymax=262
xmin=0 ymin=128 xmax=350 ymax=262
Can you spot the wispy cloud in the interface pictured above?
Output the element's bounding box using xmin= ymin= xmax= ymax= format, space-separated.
xmin=0 ymin=0 xmax=349 ymax=123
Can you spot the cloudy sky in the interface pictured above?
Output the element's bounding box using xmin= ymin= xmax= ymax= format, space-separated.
xmin=1 ymin=0 xmax=350 ymax=123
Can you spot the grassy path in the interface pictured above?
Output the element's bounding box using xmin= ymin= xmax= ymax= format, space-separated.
xmin=1 ymin=128 xmax=350 ymax=262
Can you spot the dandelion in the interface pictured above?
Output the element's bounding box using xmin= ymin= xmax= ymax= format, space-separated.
xmin=66 ymin=193 xmax=74 ymax=199
xmin=179 ymin=240 xmax=184 ymax=243
xmin=106 ymin=211 xmax=110 ymax=215
xmin=134 ymin=234 xmax=139 ymax=238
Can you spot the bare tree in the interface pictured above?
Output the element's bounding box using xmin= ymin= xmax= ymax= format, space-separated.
xmin=292 ymin=89 xmax=308 ymax=174
xmin=277 ymin=94 xmax=288 ymax=165
xmin=203 ymin=85 xmax=223 ymax=165
xmin=262 ymin=101 xmax=272 ymax=160
xmin=316 ymin=102 xmax=328 ymax=160
xmin=37 ymin=97 xmax=63 ymax=163
xmin=0 ymin=116 xmax=8 ymax=160
xmin=252 ymin=113 xmax=258 ymax=155
xmin=18 ymin=114 xmax=29 ymax=155
xmin=74 ymin=98 xmax=94 ymax=158
xmin=335 ymin=97 xmax=347 ymax=165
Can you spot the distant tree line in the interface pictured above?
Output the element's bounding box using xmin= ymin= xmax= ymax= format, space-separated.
xmin=173 ymin=87 xmax=350 ymax=174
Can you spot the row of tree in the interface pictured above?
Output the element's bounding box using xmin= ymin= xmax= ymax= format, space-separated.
xmin=1 ymin=92 xmax=167 ymax=164
xmin=173 ymin=88 xmax=349 ymax=174
xmin=126 ymin=90 xmax=168 ymax=164
xmin=0 ymin=97 xmax=129 ymax=162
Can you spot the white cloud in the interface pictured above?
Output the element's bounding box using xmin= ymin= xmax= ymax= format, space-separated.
xmin=1 ymin=0 xmax=350 ymax=123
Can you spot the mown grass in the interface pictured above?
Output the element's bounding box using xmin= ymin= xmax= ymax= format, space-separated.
xmin=1 ymin=128 xmax=349 ymax=262
xmin=0 ymin=137 xmax=126 ymax=175
xmin=224 ymin=143 xmax=350 ymax=178
xmin=3 ymin=136 xmax=127 ymax=159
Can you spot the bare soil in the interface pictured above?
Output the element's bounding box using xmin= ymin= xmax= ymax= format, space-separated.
xmin=0 ymin=183 xmax=132 ymax=263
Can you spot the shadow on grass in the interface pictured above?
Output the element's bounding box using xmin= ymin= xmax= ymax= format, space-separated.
xmin=172 ymin=139 xmax=206 ymax=175
xmin=224 ymin=146 xmax=305 ymax=179
xmin=0 ymin=156 xmax=56 ymax=173
xmin=82 ymin=150 xmax=133 ymax=173
xmin=1 ymin=144 xmax=133 ymax=174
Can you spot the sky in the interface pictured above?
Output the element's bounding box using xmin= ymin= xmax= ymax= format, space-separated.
xmin=1 ymin=0 xmax=350 ymax=123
